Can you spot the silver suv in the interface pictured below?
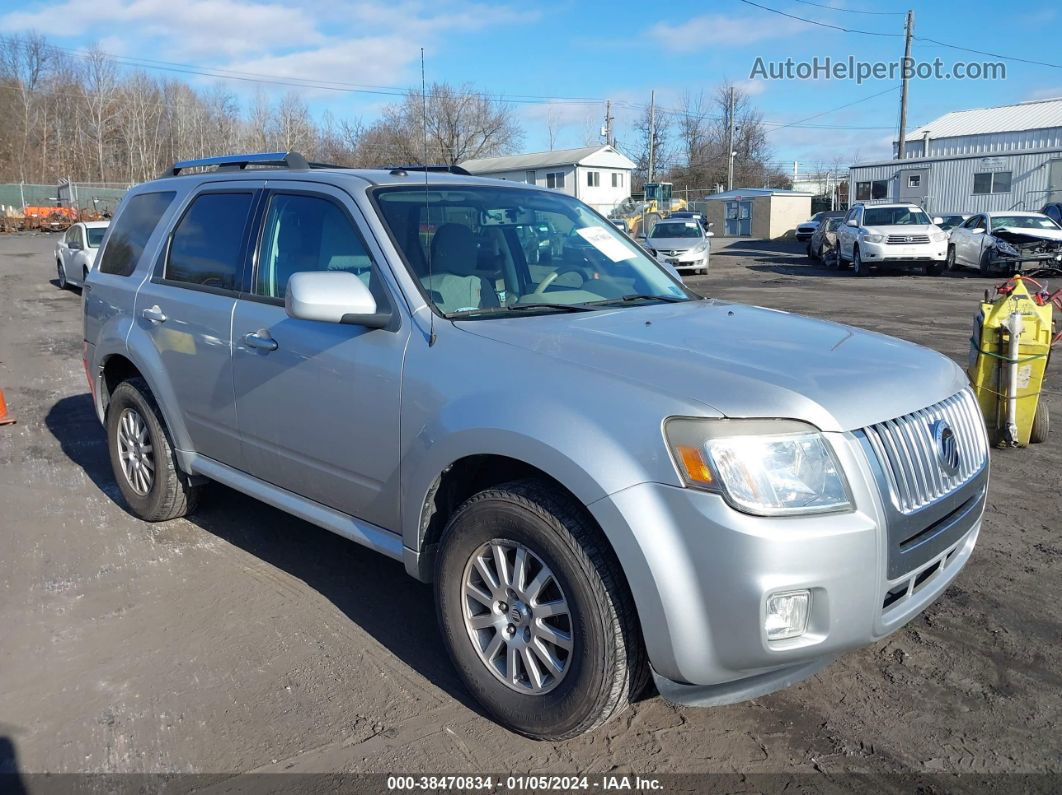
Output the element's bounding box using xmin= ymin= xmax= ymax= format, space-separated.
xmin=83 ymin=152 xmax=989 ymax=739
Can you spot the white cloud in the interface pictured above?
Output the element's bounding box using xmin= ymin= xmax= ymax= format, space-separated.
xmin=647 ymin=13 xmax=813 ymax=52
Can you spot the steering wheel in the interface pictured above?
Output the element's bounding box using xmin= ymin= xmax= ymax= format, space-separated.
xmin=533 ymin=268 xmax=586 ymax=295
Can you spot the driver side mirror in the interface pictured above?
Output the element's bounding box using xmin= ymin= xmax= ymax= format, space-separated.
xmin=706 ymin=230 xmax=714 ymax=237
xmin=285 ymin=271 xmax=391 ymax=329
xmin=932 ymin=216 xmax=944 ymax=225
xmin=68 ymin=240 xmax=82 ymax=250
xmin=846 ymin=218 xmax=859 ymax=227
xmin=971 ymin=228 xmax=985 ymax=235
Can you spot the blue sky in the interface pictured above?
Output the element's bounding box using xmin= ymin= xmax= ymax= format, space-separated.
xmin=2 ymin=0 xmax=1059 ymax=172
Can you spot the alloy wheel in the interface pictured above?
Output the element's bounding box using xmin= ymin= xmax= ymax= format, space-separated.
xmin=117 ymin=408 xmax=155 ymax=495
xmin=461 ymin=540 xmax=573 ymax=695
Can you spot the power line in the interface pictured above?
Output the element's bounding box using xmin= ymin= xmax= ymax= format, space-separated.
xmin=768 ymin=84 xmax=901 ymax=131
xmin=735 ymin=0 xmax=902 ymax=36
xmin=792 ymin=0 xmax=905 ymax=15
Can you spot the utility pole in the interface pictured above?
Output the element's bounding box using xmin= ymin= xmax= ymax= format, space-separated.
xmin=604 ymin=100 xmax=614 ymax=147
xmin=726 ymin=86 xmax=736 ymax=191
xmin=647 ymin=90 xmax=656 ymax=184
xmin=896 ymin=9 xmax=914 ymax=159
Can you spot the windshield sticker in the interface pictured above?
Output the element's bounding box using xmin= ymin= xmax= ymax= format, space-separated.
xmin=575 ymin=226 xmax=636 ymax=262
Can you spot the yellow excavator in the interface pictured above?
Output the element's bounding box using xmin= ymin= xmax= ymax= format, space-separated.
xmin=609 ymin=182 xmax=688 ymax=237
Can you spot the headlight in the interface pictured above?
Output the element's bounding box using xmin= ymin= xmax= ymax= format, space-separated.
xmin=692 ymin=242 xmax=708 ymax=253
xmin=930 ymin=231 xmax=948 ymax=243
xmin=863 ymin=233 xmax=884 ymax=244
xmin=994 ymin=238 xmax=1020 ymax=257
xmin=664 ymin=418 xmax=853 ymax=516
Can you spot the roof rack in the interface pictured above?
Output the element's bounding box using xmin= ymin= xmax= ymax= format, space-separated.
xmin=389 ymin=165 xmax=471 ymax=176
xmin=165 ymin=151 xmax=315 ymax=177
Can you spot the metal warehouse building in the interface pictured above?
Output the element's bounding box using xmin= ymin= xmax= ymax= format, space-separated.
xmin=849 ymin=97 xmax=1062 ymax=215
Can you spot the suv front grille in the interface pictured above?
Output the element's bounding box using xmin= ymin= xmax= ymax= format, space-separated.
xmin=886 ymin=234 xmax=930 ymax=244
xmin=863 ymin=389 xmax=987 ymax=514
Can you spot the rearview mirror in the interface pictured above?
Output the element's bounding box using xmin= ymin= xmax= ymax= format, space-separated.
xmin=846 ymin=219 xmax=859 ymax=227
xmin=285 ymin=271 xmax=390 ymax=329
xmin=932 ymin=216 xmax=944 ymax=225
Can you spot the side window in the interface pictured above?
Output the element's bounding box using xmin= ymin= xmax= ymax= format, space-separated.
xmin=972 ymin=215 xmax=987 ymax=232
xmin=1047 ymin=205 xmax=1062 ymax=224
xmin=254 ymin=193 xmax=374 ymax=299
xmin=165 ymin=192 xmax=253 ymax=291
xmin=64 ymin=226 xmax=78 ymax=245
xmin=97 ymin=191 xmax=176 ymax=276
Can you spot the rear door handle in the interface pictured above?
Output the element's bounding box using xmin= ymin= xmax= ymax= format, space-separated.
xmin=141 ymin=305 xmax=167 ymax=323
xmin=243 ymin=330 xmax=278 ymax=352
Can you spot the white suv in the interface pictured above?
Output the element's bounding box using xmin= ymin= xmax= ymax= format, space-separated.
xmin=837 ymin=203 xmax=949 ymax=276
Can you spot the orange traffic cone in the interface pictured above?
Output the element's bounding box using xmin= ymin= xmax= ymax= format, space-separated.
xmin=0 ymin=389 xmax=15 ymax=426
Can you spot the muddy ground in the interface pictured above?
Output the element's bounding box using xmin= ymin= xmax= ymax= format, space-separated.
xmin=0 ymin=232 xmax=1059 ymax=785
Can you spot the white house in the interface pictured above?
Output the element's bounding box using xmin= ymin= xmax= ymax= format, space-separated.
xmin=460 ymin=145 xmax=636 ymax=214
xmin=849 ymin=97 xmax=1062 ymax=213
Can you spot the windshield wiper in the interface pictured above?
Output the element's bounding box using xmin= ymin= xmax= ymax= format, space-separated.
xmin=585 ymin=293 xmax=690 ymax=306
xmin=446 ymin=302 xmax=595 ymax=319
xmin=506 ymin=302 xmax=596 ymax=312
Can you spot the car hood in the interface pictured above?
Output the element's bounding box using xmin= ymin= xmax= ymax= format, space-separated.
xmin=864 ymin=224 xmax=939 ymax=235
xmin=647 ymin=237 xmax=705 ymax=251
xmin=456 ymin=300 xmax=966 ymax=432
xmin=992 ymin=226 xmax=1062 ymax=243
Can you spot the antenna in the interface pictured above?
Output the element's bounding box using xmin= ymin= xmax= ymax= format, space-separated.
xmin=421 ymin=47 xmax=436 ymax=347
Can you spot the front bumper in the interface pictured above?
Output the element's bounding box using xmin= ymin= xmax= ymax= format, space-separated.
xmin=860 ymin=240 xmax=947 ymax=265
xmin=587 ymin=431 xmax=985 ymax=698
xmin=656 ymin=251 xmax=709 ymax=271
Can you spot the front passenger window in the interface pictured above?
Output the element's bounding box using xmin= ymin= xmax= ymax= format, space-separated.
xmin=255 ymin=193 xmax=375 ymax=300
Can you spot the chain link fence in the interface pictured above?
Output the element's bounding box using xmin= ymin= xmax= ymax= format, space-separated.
xmin=0 ymin=180 xmax=130 ymax=231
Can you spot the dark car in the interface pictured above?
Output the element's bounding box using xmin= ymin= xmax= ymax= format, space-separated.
xmin=1041 ymin=203 xmax=1062 ymax=226
xmin=795 ymin=210 xmax=844 ymax=242
xmin=936 ymin=213 xmax=971 ymax=232
xmin=807 ymin=216 xmax=844 ymax=263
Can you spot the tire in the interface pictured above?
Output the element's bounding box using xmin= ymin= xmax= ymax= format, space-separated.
xmin=106 ymin=377 xmax=200 ymax=521
xmin=979 ymin=247 xmax=995 ymax=274
xmin=56 ymin=259 xmax=68 ymax=290
xmin=1031 ymin=400 xmax=1049 ymax=444
xmin=434 ymin=479 xmax=647 ymax=740
xmin=853 ymin=246 xmax=869 ymax=276
xmin=82 ymin=265 xmax=89 ymax=285
xmin=945 ymin=245 xmax=958 ymax=272
xmin=806 ymin=242 xmax=816 ymax=261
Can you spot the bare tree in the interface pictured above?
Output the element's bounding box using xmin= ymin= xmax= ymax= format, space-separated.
xmin=630 ymin=103 xmax=671 ymax=192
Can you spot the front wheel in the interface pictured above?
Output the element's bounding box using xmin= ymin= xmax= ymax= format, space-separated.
xmin=434 ymin=480 xmax=646 ymax=740
xmin=56 ymin=259 xmax=68 ymax=290
xmin=853 ymin=247 xmax=870 ymax=276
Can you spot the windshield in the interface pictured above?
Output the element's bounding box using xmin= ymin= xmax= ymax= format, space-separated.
xmin=862 ymin=207 xmax=931 ymax=226
xmin=649 ymin=221 xmax=702 ymax=239
xmin=374 ymin=185 xmax=691 ymax=318
xmin=86 ymin=227 xmax=106 ymax=247
xmin=990 ymin=215 xmax=1062 ymax=231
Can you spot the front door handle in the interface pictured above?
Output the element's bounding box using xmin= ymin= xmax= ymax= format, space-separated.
xmin=243 ymin=330 xmax=278 ymax=352
xmin=141 ymin=305 xmax=167 ymax=323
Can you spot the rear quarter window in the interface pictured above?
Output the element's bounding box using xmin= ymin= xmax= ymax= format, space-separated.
xmin=97 ymin=191 xmax=176 ymax=276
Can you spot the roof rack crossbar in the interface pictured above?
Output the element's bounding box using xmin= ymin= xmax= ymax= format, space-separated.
xmin=389 ymin=164 xmax=471 ymax=176
xmin=165 ymin=151 xmax=311 ymax=177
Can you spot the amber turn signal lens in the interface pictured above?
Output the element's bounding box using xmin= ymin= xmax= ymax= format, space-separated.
xmin=676 ymin=444 xmax=713 ymax=485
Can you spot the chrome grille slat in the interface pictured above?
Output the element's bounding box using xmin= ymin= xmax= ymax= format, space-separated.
xmin=864 ymin=389 xmax=987 ymax=514
xmin=886 ymin=234 xmax=930 ymax=244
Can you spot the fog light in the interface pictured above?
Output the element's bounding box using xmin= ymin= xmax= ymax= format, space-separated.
xmin=765 ymin=590 xmax=810 ymax=640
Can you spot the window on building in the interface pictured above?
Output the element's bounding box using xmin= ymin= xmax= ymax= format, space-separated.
xmin=907 ymin=174 xmax=921 ymax=188
xmin=611 ymin=173 xmax=623 ymax=188
xmin=165 ymin=192 xmax=253 ymax=291
xmin=546 ymin=172 xmax=565 ymax=189
xmin=525 ymin=170 xmax=536 ymax=185
xmin=587 ymin=171 xmax=600 ymax=187
xmin=973 ymin=171 xmax=1011 ymax=194
xmin=855 ymin=179 xmax=889 ymax=201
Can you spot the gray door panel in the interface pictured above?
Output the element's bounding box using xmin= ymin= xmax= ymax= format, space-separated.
xmin=232 ymin=300 xmax=407 ymax=528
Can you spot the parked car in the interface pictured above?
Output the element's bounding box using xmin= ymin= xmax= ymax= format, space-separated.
xmin=935 ymin=213 xmax=971 ymax=232
xmin=667 ymin=211 xmax=709 ymax=230
xmin=946 ymin=212 xmax=1062 ymax=272
xmin=836 ymin=203 xmax=948 ymax=276
xmin=1040 ymin=203 xmax=1062 ymax=227
xmin=84 ymin=152 xmax=988 ymax=739
xmin=807 ymin=216 xmax=844 ymax=262
xmin=55 ymin=220 xmax=109 ymax=289
xmin=643 ymin=218 xmax=712 ymax=275
xmin=795 ymin=210 xmax=843 ymax=242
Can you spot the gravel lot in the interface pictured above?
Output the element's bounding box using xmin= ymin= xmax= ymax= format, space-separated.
xmin=0 ymin=231 xmax=1059 ymax=785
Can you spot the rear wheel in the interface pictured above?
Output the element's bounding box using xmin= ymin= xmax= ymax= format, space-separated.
xmin=1031 ymin=400 xmax=1049 ymax=444
xmin=106 ymin=377 xmax=200 ymax=521
xmin=434 ymin=479 xmax=646 ymax=740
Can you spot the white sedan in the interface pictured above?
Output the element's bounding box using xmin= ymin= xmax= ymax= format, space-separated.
xmin=946 ymin=212 xmax=1062 ymax=272
xmin=55 ymin=221 xmax=108 ymax=289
